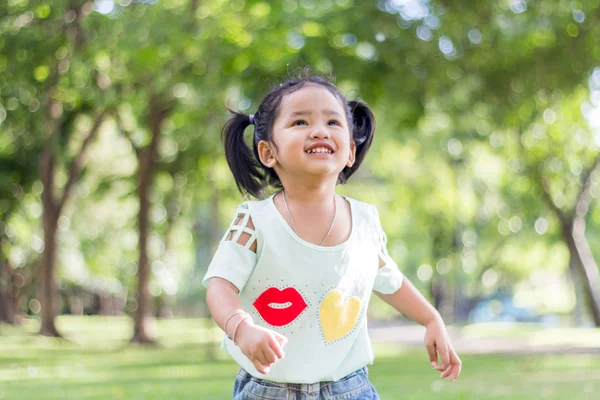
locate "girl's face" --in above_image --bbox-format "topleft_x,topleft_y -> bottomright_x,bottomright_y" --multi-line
258,84 -> 356,182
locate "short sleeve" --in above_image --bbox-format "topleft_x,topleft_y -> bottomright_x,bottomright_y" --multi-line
371,206 -> 404,294
202,203 -> 258,292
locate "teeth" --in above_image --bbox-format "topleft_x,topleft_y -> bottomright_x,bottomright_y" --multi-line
307,147 -> 332,154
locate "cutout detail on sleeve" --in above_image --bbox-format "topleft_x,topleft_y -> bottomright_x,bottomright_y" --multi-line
202,203 -> 258,292
223,204 -> 257,253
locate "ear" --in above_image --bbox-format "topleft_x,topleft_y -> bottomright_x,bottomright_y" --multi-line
346,140 -> 356,168
257,140 -> 277,168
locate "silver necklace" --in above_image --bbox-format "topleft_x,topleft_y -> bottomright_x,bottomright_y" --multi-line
282,190 -> 336,246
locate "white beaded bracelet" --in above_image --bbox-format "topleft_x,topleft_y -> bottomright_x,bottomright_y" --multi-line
231,314 -> 253,346
224,311 -> 248,337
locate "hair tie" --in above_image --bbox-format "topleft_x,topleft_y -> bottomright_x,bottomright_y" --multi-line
249,114 -> 255,125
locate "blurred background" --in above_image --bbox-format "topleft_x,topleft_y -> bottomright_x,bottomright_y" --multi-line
1,0 -> 600,399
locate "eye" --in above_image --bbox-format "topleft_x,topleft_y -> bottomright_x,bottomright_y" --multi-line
292,120 -> 307,126
328,120 -> 341,126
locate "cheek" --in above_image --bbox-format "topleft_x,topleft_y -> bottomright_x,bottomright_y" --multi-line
337,133 -> 352,152
275,133 -> 302,157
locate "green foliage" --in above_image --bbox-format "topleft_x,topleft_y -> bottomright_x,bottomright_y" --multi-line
2,0 -> 600,320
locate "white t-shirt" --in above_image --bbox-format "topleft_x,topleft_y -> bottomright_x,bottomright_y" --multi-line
203,194 -> 404,384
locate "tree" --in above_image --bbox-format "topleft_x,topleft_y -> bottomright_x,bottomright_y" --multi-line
418,1 -> 600,324
1,1 -> 112,335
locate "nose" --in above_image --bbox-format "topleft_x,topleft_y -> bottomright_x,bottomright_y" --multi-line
309,124 -> 331,140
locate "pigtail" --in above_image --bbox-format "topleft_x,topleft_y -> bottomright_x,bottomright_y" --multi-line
340,100 -> 376,183
222,110 -> 264,198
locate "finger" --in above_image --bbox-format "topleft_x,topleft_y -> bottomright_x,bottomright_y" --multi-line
449,364 -> 462,382
268,334 -> 286,359
272,331 -> 288,349
254,352 -> 270,369
262,347 -> 278,365
440,364 -> 453,379
426,342 -> 438,367
441,349 -> 462,381
438,343 -> 450,369
252,358 -> 270,375
449,350 -> 462,382
450,348 -> 462,366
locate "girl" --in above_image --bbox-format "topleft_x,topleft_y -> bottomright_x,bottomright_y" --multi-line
204,74 -> 462,399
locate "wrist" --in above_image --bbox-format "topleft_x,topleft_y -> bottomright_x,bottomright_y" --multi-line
224,310 -> 249,337
234,317 -> 254,340
424,312 -> 443,328
225,312 -> 250,338
230,314 -> 254,345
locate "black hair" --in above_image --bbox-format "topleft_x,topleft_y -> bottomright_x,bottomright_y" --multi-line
222,73 -> 375,199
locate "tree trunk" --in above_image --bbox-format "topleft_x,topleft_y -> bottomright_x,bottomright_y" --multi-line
34,3 -> 101,336
0,287 -> 5,322
428,215 -> 450,315
131,96 -> 165,344
131,148 -> 155,343
567,260 -> 584,326
0,238 -> 16,324
563,218 -> 600,326
38,221 -> 59,336
0,275 -> 16,325
532,152 -> 600,327
37,112 -> 105,336
562,155 -> 600,327
0,240 -> 5,322
39,147 -> 62,336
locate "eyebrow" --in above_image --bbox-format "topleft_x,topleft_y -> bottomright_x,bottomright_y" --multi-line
288,110 -> 343,118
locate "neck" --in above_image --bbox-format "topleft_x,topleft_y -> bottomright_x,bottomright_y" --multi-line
280,180 -> 337,206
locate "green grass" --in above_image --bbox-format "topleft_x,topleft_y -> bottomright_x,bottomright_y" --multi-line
1,317 -> 599,399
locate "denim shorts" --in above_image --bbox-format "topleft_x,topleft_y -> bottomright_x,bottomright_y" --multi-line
232,366 -> 380,400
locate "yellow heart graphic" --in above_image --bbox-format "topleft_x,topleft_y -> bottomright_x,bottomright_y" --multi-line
319,289 -> 361,343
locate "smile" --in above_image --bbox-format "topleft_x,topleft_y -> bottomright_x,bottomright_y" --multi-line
253,287 -> 308,326
306,147 -> 333,154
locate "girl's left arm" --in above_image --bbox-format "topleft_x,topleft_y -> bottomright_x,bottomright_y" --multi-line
375,277 -> 462,382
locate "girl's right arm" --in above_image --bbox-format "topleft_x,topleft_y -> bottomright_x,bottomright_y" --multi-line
206,277 -> 287,374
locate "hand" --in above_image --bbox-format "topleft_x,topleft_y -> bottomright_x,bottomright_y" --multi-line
234,319 -> 288,375
424,318 -> 462,382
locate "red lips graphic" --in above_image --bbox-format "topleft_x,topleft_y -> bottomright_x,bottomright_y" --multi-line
253,287 -> 307,326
